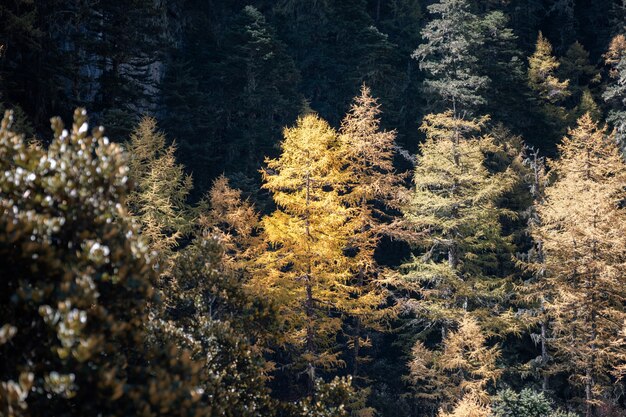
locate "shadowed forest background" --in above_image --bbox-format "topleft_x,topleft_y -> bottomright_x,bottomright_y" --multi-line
1,0 -> 626,416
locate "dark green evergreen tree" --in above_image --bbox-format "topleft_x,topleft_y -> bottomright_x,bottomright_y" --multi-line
217,6 -> 301,176
413,0 -> 489,115
88,0 -> 168,139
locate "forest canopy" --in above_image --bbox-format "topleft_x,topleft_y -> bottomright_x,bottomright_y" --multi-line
1,1 -> 626,417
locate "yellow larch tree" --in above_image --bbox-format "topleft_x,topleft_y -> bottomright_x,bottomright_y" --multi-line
408,315 -> 501,413
337,85 -> 404,379
253,114 -> 351,392
126,116 -> 192,273
528,32 -> 570,103
534,114 -> 626,417
438,393 -> 491,417
399,111 -> 517,336
198,175 -> 261,272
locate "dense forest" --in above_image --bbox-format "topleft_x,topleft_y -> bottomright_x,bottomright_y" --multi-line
1,0 -> 626,416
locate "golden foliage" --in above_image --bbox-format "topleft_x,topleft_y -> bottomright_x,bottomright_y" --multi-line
199,175 -> 261,270
126,116 -> 192,272
337,85 -> 405,374
528,32 -> 570,103
605,34 -> 626,78
534,114 -> 626,408
438,392 -> 492,417
253,114 -> 351,375
408,315 -> 501,409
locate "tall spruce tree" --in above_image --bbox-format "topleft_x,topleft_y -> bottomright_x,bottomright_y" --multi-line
533,114 -> 626,416
217,6 -> 301,176
603,34 -> 626,148
413,0 -> 489,115
477,10 -> 527,130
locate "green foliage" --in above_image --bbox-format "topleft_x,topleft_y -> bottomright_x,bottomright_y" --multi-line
413,0 -> 489,113
0,109 -> 208,416
492,389 -> 578,417
288,377 -> 357,417
399,111 -> 517,335
152,236 -> 275,417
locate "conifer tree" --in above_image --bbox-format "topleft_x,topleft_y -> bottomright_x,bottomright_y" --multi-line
408,315 -> 501,412
533,114 -> 626,416
438,393 -> 492,417
571,88 -> 602,123
399,111 -> 516,335
253,114 -> 350,392
413,0 -> 489,114
338,85 -> 403,379
477,10 -> 527,130
126,116 -> 192,273
217,5 -> 301,176
528,33 -> 570,103
602,34 -> 626,147
199,175 -> 261,272
527,32 -> 571,149
558,42 -> 600,101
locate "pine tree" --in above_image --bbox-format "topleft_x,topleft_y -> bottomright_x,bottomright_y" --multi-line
408,315 -> 501,412
399,111 -> 517,335
253,114 -> 350,392
528,32 -> 570,103
533,114 -> 626,416
477,10 -> 528,131
218,5 -> 301,176
602,34 -> 626,148
412,0 -> 489,114
337,85 -> 403,379
558,42 -> 600,101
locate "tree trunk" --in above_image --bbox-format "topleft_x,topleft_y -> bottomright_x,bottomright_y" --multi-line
304,170 -> 315,395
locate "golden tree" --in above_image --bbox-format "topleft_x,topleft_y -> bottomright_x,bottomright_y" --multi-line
253,114 -> 351,391
126,116 -> 192,272
438,393 -> 491,417
198,175 -> 261,271
408,315 -> 501,412
400,111 -> 517,336
337,85 -> 404,378
534,114 -> 626,416
528,32 -> 570,103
